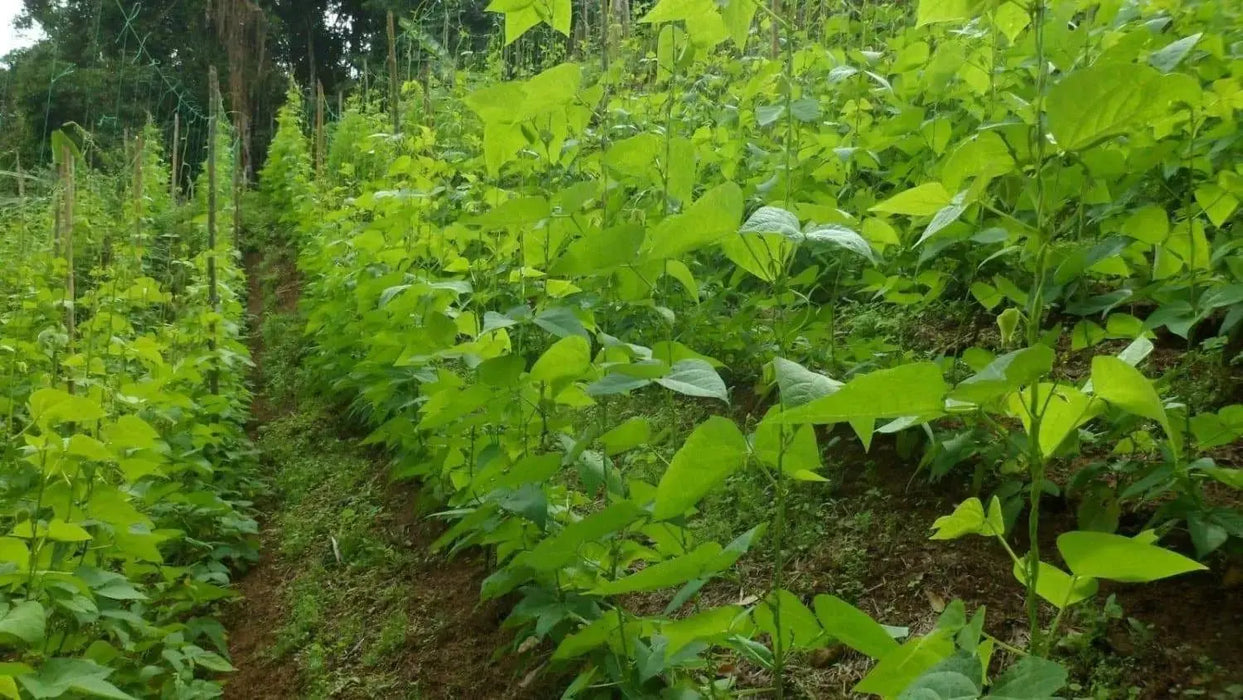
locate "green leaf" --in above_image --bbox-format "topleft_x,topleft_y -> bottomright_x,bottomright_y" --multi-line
740,206 -> 800,237
797,225 -> 876,263
29,389 -> 105,426
1091,356 -> 1175,447
1007,384 -> 1102,457
0,602 -> 44,645
653,417 -> 748,520
950,346 -> 1054,404
521,501 -> 645,572
780,363 -> 947,424
593,542 -> 725,594
1011,560 -> 1098,609
854,630 -> 955,696
916,0 -> 978,27
530,335 -> 591,384
722,230 -> 795,281
930,497 -> 1004,540
899,671 -> 979,700
47,520 -> 93,543
721,0 -> 756,49
813,594 -> 900,659
601,417 -> 652,455
1195,184 -> 1239,228
1148,34 -> 1201,74
662,605 -> 750,654
1047,64 -> 1178,151
654,359 -> 729,403
1057,531 -> 1207,583
753,589 -> 826,651
773,357 -> 842,407
645,182 -> 744,260
986,655 -> 1068,699
870,183 -> 953,216
942,131 -> 1016,190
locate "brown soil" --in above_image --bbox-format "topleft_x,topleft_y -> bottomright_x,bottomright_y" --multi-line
223,250 -> 551,699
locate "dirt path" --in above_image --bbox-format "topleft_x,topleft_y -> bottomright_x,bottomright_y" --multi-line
223,251 -> 553,699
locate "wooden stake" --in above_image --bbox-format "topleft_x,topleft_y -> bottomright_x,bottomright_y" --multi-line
134,131 -> 144,263
315,80 -> 326,178
387,11 -> 400,135
171,113 -> 180,203
60,144 -> 76,394
208,66 -> 220,396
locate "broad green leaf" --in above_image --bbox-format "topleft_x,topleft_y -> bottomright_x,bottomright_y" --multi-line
722,231 -> 794,282
662,605 -> 750,654
1047,64 -> 1177,151
797,225 -> 876,263
753,589 -> 825,651
899,671 -> 978,699
593,542 -> 725,594
942,132 -> 1015,191
740,206 -> 800,237
654,359 -> 729,403
1148,34 -> 1201,74
870,183 -> 953,217
773,357 -> 841,407
1011,560 -> 1098,609
986,655 -> 1067,699
916,0 -> 978,27
753,418 -> 824,481
0,602 -> 44,645
813,594 -> 899,659
854,630 -> 955,696
601,417 -> 652,455
1195,184 -> 1239,228
950,346 -> 1054,404
1091,356 -> 1174,446
1007,384 -> 1102,457
721,0 -> 756,49
653,417 -> 748,520
29,389 -> 105,426
518,501 -> 645,572
530,335 -> 591,384
645,182 -> 744,259
780,363 -> 947,424
1057,531 -> 1207,583
1200,466 -> 1243,489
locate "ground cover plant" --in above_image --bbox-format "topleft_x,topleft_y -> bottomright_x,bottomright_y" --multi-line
3,0 -> 1243,697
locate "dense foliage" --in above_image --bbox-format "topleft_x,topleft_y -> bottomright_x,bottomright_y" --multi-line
0,117 -> 257,697
251,0 -> 1243,696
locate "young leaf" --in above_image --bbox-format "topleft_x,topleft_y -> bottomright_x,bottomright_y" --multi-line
854,630 -> 955,696
930,497 -> 1004,540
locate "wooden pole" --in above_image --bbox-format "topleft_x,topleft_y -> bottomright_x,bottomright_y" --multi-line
134,131 -> 144,263
315,80 -> 326,178
60,144 -> 76,394
171,113 -> 180,203
208,66 -> 220,396
387,11 -> 400,135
